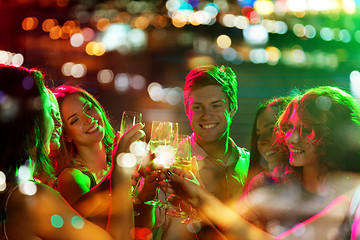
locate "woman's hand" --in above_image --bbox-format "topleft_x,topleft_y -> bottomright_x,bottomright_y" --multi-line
111,123 -> 145,180
112,123 -> 145,158
160,167 -> 203,208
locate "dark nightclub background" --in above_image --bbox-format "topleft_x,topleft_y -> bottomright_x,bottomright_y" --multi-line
1,0 -> 360,148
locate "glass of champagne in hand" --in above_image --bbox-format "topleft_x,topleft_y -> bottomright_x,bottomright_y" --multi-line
120,111 -> 142,136
166,134 -> 192,218
120,111 -> 145,215
144,121 -> 178,208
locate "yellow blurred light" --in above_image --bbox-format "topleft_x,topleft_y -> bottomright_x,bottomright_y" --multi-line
254,0 -> 274,15
115,12 -> 132,23
64,20 -> 77,29
60,31 -> 69,39
152,15 -> 168,28
22,17 -> 38,31
62,25 -> 71,34
217,34 -> 231,49
189,12 -> 201,26
172,13 -> 187,28
97,18 -> 111,31
93,42 -> 106,56
134,16 -> 150,30
221,14 -> 235,27
287,0 -> 307,12
188,56 -> 215,70
42,19 -> 58,32
343,0 -> 356,14
291,48 -> 305,63
294,11 -> 306,18
293,23 -> 305,37
86,42 -> 96,55
69,27 -> 81,36
49,26 -> 62,40
266,46 -> 281,62
234,16 -> 248,30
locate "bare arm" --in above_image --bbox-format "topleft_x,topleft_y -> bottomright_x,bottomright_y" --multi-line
276,193 -> 352,240
160,168 -> 274,240
5,183 -> 113,240
107,123 -> 145,239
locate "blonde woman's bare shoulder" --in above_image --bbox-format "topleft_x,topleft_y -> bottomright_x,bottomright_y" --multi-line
4,182 -> 112,240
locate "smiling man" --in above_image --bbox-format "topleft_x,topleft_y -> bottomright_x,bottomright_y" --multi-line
156,65 -> 250,240
183,65 -> 250,203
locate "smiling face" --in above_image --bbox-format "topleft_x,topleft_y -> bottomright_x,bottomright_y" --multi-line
60,93 -> 105,148
186,85 -> 235,145
256,106 -> 280,169
48,90 -> 63,155
283,107 -> 318,168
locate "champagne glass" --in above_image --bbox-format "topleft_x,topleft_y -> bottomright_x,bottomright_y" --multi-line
166,134 -> 192,218
120,111 -> 142,136
120,111 -> 144,216
144,121 -> 178,208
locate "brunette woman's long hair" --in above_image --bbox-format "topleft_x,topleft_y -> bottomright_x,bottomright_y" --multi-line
276,86 -> 360,180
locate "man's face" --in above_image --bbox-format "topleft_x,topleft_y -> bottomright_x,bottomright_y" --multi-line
186,85 -> 236,144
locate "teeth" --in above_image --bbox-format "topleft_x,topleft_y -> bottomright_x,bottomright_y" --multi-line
87,122 -> 98,133
202,124 -> 216,129
265,150 -> 275,157
291,149 -> 303,154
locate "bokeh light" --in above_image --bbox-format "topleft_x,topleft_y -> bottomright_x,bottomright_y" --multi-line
217,34 -> 231,49
12,54 -> 24,67
51,215 -> 64,228
22,17 -> 39,31
71,216 -> 85,229
97,69 -> 114,84
243,24 -> 268,45
62,62 -> 74,76
0,171 -> 6,192
19,181 -> 37,196
131,75 -> 146,90
115,73 -> 131,92
70,33 -> 84,47
130,141 -> 148,157
117,153 -> 137,168
42,19 -> 58,32
71,64 -> 87,78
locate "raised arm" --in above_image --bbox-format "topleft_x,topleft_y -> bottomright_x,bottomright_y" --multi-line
160,167 -> 274,240
107,123 -> 145,239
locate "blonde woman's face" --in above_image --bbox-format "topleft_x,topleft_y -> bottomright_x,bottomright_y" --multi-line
48,90 -> 63,155
43,90 -> 55,156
